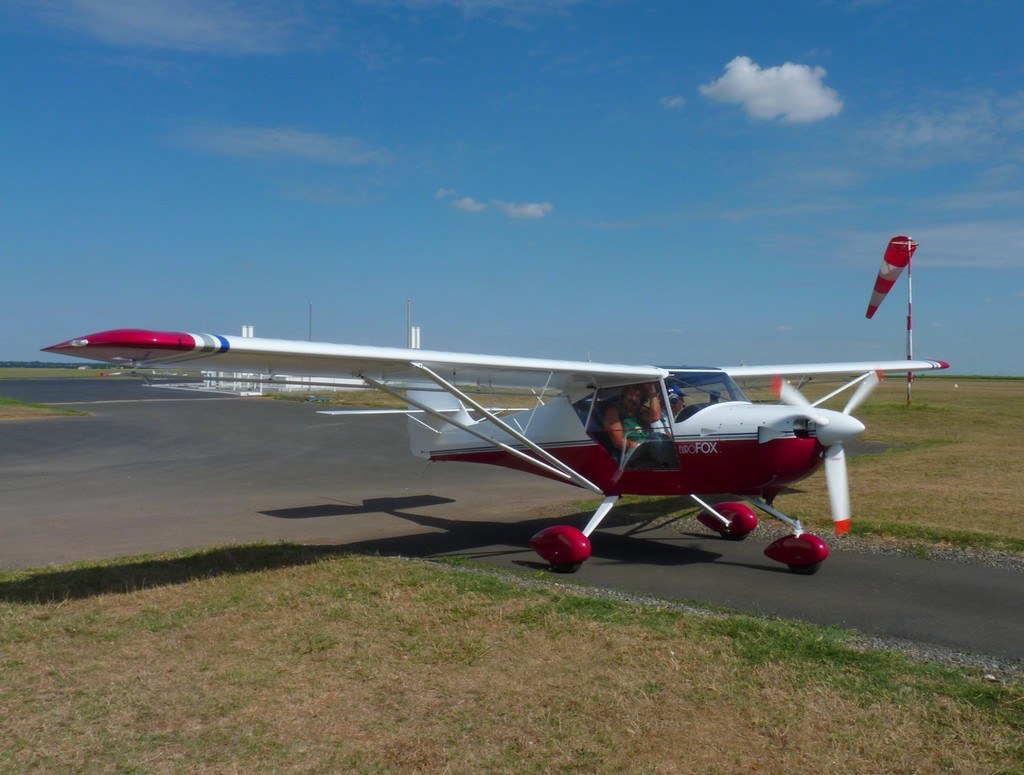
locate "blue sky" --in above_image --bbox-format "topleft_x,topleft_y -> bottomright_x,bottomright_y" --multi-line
2,1 -> 1022,374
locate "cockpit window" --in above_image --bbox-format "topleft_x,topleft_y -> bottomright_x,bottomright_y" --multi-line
665,371 -> 747,421
573,381 -> 678,471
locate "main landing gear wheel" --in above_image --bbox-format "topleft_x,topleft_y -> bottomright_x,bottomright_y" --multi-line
530,525 -> 591,573
697,501 -> 759,541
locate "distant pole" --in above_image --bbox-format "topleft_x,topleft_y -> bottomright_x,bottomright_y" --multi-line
906,253 -> 913,406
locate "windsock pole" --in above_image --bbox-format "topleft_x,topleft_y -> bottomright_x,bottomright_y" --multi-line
906,251 -> 913,406
865,236 -> 917,405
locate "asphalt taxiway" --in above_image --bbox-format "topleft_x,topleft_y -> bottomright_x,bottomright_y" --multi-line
2,378 -> 1022,664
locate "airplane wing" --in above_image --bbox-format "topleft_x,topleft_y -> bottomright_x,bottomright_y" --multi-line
42,328 -> 666,397
722,360 -> 948,379
43,330 -> 950,393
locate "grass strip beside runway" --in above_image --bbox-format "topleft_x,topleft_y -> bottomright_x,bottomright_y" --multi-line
1,546 -> 1021,773
0,396 -> 87,419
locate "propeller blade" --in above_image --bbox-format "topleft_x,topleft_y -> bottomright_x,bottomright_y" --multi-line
843,370 -> 882,416
824,443 -> 851,535
772,376 -> 830,426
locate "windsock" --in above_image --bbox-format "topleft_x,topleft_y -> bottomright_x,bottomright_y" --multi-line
865,236 -> 917,318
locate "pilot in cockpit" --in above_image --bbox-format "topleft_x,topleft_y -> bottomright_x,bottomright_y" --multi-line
667,385 -> 686,420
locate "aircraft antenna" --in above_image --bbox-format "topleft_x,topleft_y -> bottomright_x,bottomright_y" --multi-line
906,249 -> 913,406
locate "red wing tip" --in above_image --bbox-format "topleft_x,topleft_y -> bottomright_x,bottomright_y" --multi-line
834,519 -> 851,536
865,306 -> 878,319
42,329 -> 200,355
42,336 -> 97,353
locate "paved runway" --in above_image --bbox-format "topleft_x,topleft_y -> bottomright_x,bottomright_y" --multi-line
2,378 -> 1022,664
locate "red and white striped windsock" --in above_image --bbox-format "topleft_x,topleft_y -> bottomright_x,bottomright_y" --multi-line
865,236 -> 917,318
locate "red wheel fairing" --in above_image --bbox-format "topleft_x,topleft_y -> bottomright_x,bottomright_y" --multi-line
530,525 -> 592,568
697,501 -> 759,539
764,533 -> 829,572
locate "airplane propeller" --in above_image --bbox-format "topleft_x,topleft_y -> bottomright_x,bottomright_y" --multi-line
771,375 -> 829,426
842,370 -> 881,416
773,371 -> 882,535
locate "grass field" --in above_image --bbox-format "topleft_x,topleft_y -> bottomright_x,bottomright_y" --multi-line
0,396 -> 86,420
1,548 -> 1022,773
1,375 -> 1022,772
0,367 -> 110,379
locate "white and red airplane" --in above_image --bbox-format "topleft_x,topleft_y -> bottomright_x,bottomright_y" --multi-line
43,328 -> 948,575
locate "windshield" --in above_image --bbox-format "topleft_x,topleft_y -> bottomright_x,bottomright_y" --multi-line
665,370 -> 747,421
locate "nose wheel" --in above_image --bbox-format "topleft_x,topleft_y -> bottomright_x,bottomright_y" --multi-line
748,499 -> 830,573
763,532 -> 829,573
694,495 -> 831,574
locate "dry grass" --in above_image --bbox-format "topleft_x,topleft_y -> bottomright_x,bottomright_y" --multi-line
2,548 -> 1021,773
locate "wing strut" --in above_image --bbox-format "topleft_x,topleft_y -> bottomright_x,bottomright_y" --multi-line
361,368 -> 604,496
806,370 -> 876,408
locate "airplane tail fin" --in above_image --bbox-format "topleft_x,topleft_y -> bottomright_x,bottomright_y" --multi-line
406,389 -> 471,458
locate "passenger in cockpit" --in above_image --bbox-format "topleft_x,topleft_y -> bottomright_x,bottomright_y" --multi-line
603,383 -> 675,467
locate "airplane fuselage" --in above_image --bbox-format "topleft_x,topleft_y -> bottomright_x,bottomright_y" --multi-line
424,399 -> 825,499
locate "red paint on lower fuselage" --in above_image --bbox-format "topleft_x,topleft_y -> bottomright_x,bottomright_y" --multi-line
431,436 -> 823,497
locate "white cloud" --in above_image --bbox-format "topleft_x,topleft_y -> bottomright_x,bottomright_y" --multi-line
20,0 -> 321,55
451,196 -> 488,212
494,200 -> 553,219
864,92 -> 1024,166
437,189 -> 553,219
909,221 -> 1024,269
872,106 -> 995,154
179,125 -> 391,166
659,95 -> 685,109
699,56 -> 843,124
390,0 -> 585,17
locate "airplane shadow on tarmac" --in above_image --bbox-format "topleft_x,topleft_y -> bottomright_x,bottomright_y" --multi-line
0,543 -> 352,604
260,495 -> 458,520
260,495 -> 727,572
0,496 -> 782,604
